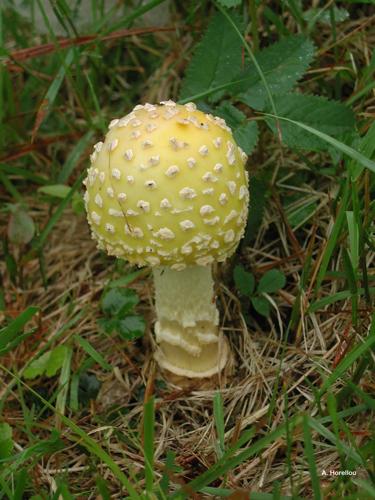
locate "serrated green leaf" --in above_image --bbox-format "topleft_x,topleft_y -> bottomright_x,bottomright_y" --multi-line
266,93 -> 355,151
23,345 -> 69,379
257,269 -> 286,294
251,296 -> 270,317
101,288 -> 139,317
180,11 -> 243,103
233,265 -> 255,296
117,315 -> 145,341
0,423 -> 13,459
7,206 -> 35,245
231,36 -> 315,110
215,102 -> 246,129
234,121 -> 258,154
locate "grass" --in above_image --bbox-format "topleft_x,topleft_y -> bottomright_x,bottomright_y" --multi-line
0,0 -> 374,498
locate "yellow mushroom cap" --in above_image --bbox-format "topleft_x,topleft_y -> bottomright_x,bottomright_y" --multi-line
83,101 -> 249,269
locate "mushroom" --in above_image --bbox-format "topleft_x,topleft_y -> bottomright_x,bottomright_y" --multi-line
83,101 -> 249,378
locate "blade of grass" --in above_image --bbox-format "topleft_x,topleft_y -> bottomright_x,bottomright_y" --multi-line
0,171 -> 22,202
58,131 -> 94,183
307,416 -> 363,466
213,392 -> 225,459
102,0 -> 168,33
302,416 -> 321,500
74,335 -> 112,372
262,112 -> 375,173
170,417 -> 301,499
55,344 -> 73,426
337,354 -> 375,408
0,309 -> 84,413
346,211 -> 359,271
319,314 -> 375,396
342,379 -> 375,411
342,248 -> 358,327
352,478 -> 375,498
0,164 -> 48,185
31,48 -> 74,141
143,396 -> 155,496
0,363 -> 141,499
326,393 -> 346,471
308,287 -> 375,313
0,306 -> 39,351
315,177 -> 350,292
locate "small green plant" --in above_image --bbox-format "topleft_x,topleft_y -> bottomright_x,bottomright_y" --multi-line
23,345 -> 70,380
234,264 -> 286,317
98,286 -> 145,341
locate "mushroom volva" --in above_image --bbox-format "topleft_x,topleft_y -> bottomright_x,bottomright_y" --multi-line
83,101 -> 249,378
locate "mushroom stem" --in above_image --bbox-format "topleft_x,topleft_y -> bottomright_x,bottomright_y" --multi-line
153,266 -> 228,378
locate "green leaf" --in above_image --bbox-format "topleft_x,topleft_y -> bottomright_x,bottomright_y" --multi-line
257,269 -> 286,294
78,372 -> 101,406
97,317 -> 118,334
101,288 -> 139,317
232,36 -> 315,110
233,265 -> 255,296
215,102 -> 246,129
251,296 -> 270,317
234,121 -> 259,154
0,423 -> 13,460
266,93 -> 355,151
23,345 -> 69,379
117,315 -> 145,341
7,206 -> 35,245
180,11 -> 243,103
38,184 -> 71,198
